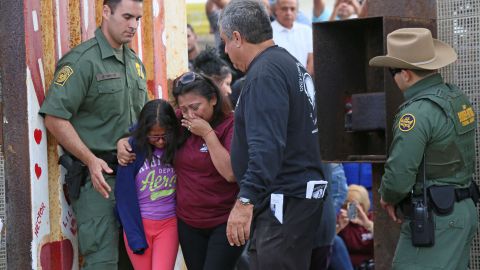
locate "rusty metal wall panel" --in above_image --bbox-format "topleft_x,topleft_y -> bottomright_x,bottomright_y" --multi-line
0,147 -> 7,269
314,17 -> 385,162
80,0 -> 96,40
152,0 -> 168,99
313,17 -> 435,162
367,0 -> 437,20
165,0 -> 188,99
437,1 -> 480,268
0,0 -> 32,269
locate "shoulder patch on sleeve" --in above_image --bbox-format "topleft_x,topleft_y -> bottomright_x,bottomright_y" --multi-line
54,66 -> 74,86
398,113 -> 416,132
457,105 -> 475,126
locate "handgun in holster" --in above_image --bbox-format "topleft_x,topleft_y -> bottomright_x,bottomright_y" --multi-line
59,154 -> 87,200
409,154 -> 435,247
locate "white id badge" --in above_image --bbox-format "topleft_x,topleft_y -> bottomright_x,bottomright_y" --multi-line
305,180 -> 328,199
270,193 -> 284,224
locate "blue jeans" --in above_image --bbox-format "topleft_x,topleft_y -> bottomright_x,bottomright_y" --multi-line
329,236 -> 354,270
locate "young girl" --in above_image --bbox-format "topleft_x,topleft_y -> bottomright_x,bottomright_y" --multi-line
115,99 -> 180,270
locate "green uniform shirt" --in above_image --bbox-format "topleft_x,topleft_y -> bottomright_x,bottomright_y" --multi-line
380,74 -> 476,205
40,28 -> 149,152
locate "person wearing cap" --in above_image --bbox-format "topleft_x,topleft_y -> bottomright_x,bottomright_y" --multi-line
370,28 -> 478,269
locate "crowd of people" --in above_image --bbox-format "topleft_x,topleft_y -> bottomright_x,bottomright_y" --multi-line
38,0 -> 478,269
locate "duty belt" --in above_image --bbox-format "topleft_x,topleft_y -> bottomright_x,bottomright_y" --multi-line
94,151 -> 118,175
401,186 -> 472,219
69,151 -> 118,175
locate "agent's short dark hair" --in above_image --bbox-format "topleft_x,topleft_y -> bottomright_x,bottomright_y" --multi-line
104,0 -> 143,13
131,99 -> 179,165
219,0 -> 272,44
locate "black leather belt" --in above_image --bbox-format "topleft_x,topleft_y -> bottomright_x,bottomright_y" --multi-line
94,151 -> 118,175
454,186 -> 471,201
401,186 -> 472,219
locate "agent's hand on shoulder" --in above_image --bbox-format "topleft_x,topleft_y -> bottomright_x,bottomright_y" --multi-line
117,137 -> 136,166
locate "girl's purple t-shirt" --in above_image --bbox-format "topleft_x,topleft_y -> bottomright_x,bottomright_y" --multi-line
135,148 -> 176,220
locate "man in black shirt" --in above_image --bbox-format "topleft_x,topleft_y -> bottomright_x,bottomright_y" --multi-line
219,1 -> 325,269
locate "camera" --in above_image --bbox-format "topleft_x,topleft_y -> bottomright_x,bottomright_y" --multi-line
347,202 -> 357,220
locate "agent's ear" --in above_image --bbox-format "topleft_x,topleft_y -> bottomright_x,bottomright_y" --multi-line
401,69 -> 413,83
103,5 -> 111,20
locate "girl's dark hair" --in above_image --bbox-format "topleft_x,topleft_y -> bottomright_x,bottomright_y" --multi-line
131,99 -> 179,165
193,47 -> 232,82
172,72 -> 232,144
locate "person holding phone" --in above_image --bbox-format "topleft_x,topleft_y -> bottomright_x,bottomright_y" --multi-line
337,184 -> 374,269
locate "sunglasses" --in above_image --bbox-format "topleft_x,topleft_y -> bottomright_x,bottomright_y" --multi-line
388,68 -> 402,77
147,134 -> 169,142
174,71 -> 197,88
174,71 -> 217,89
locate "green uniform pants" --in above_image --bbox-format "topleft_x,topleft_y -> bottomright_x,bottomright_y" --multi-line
72,174 -> 118,270
392,199 -> 478,270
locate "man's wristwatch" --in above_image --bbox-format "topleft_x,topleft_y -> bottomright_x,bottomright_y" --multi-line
238,197 -> 253,206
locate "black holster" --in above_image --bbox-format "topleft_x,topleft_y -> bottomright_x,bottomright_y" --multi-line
428,185 -> 455,216
59,154 -> 87,200
428,180 -> 480,216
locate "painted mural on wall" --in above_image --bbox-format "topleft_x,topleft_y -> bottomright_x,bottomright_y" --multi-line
23,0 -> 172,268
25,0 -> 55,269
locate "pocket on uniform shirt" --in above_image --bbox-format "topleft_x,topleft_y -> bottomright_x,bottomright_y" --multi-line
135,80 -> 148,111
96,79 -> 125,112
97,78 -> 124,94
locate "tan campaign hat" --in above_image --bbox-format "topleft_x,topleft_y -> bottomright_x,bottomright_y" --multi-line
369,28 -> 457,70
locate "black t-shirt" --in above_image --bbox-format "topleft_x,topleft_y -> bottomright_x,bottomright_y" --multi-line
231,45 -> 324,205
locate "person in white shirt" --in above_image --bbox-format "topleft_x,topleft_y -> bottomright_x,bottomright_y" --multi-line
271,0 -> 314,75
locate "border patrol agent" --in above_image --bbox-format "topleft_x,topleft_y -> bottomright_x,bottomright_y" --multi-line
39,0 -> 147,269
370,28 -> 478,269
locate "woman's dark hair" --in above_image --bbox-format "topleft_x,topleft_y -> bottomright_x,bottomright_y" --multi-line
193,47 -> 232,82
131,99 -> 179,165
172,72 -> 232,144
